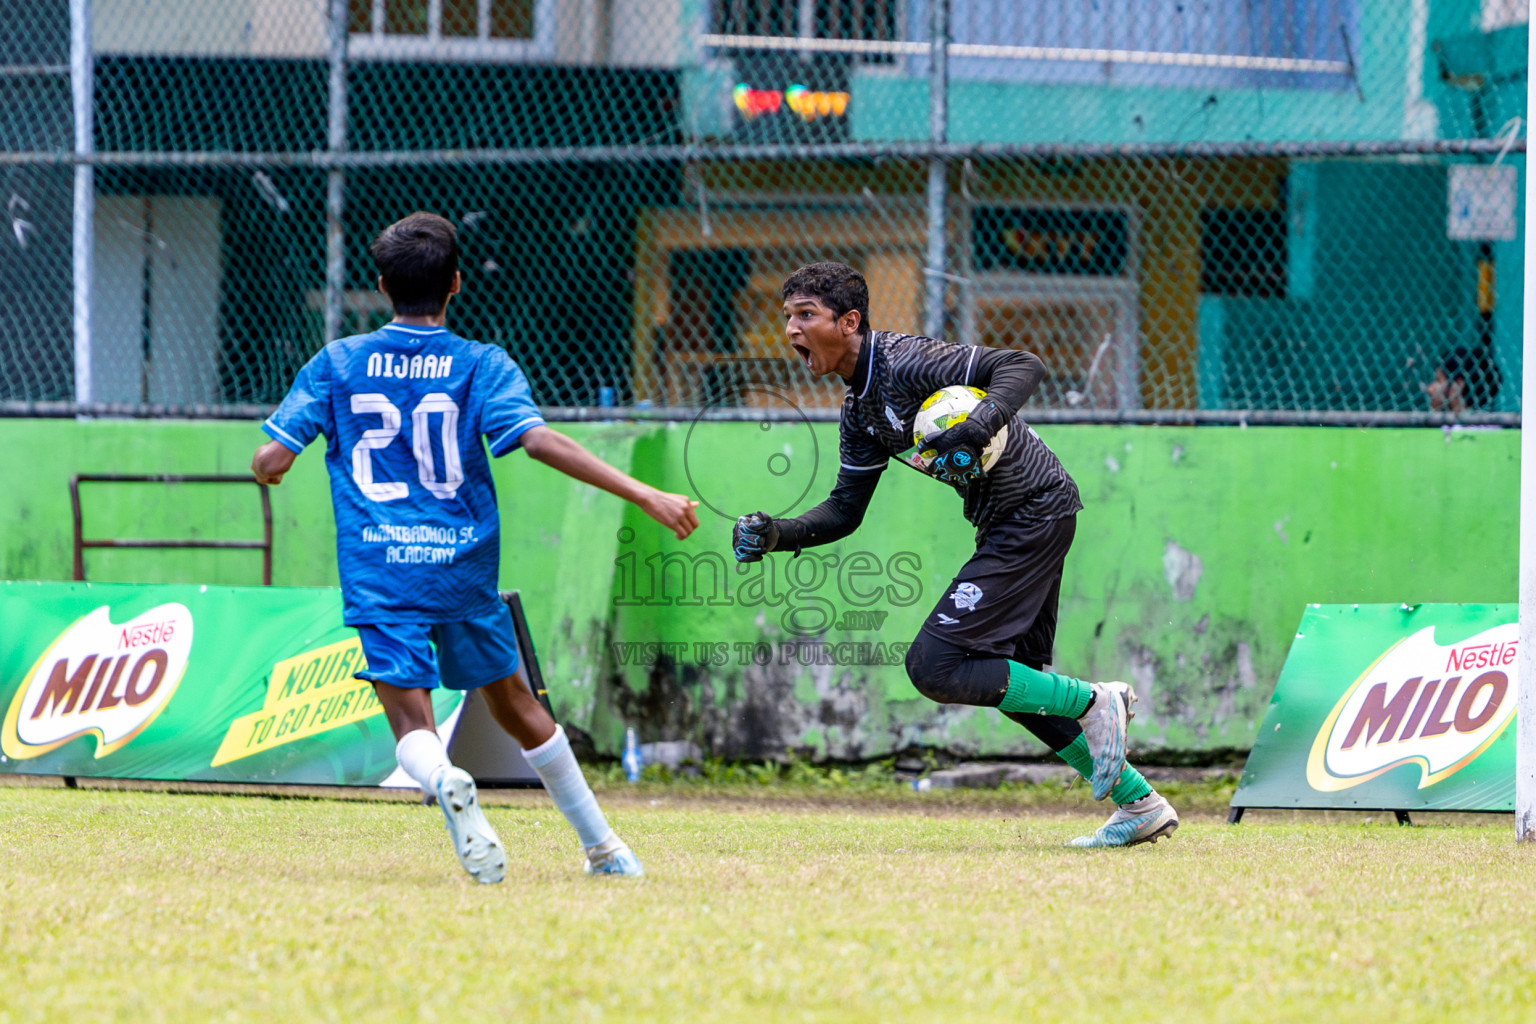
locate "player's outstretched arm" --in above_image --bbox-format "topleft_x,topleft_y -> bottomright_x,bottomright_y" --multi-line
732,468 -> 882,562
251,440 -> 299,486
520,425 -> 699,540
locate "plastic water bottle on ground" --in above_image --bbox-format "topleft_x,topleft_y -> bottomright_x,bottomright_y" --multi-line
622,727 -> 643,782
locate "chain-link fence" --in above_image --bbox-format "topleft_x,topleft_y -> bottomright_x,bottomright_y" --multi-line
0,0 -> 1528,421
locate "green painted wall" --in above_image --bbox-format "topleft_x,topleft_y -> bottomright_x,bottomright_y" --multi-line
0,419 -> 1517,759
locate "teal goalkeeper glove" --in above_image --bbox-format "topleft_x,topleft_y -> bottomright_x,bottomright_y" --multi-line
928,420 -> 990,486
928,398 -> 1006,486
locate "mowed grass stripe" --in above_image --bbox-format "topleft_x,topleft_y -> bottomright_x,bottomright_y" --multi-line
0,788 -> 1532,1023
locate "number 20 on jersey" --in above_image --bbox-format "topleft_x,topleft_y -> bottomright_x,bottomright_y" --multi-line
350,392 -> 463,502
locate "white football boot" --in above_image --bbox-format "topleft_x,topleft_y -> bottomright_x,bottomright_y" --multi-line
1080,681 -> 1137,801
1068,792 -> 1180,848
434,767 -> 507,884
584,834 -> 644,878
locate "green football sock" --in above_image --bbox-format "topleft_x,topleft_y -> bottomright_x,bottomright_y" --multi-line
1056,735 -> 1154,806
997,661 -> 1093,718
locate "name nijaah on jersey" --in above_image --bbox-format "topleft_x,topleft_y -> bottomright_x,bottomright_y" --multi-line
366,352 -> 454,380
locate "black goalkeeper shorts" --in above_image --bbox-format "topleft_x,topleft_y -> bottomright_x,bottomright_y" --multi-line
918,511 -> 1076,664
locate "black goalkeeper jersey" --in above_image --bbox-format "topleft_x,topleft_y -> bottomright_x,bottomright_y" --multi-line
771,331 -> 1082,552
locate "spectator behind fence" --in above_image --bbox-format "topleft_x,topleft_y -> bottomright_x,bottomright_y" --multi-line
1423,346 -> 1501,414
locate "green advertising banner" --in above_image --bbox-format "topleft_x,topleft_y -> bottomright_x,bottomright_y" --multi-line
1232,603 -> 1517,814
0,581 -> 462,785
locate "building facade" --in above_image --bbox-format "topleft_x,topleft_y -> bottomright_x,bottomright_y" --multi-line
0,0 -> 1526,412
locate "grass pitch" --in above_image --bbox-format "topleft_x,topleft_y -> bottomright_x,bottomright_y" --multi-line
1,782 -> 1533,1024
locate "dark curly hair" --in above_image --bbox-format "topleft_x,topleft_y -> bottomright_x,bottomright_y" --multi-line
782,262 -> 870,336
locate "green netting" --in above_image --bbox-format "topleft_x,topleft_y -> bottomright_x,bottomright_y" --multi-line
0,0 -> 1528,417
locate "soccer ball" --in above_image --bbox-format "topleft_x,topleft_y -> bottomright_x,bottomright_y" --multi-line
911,385 -> 1009,474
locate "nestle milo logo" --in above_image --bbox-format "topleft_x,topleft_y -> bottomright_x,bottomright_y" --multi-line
2,604 -> 193,760
1306,624 -> 1517,792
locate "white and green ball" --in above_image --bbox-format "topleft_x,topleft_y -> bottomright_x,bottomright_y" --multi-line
911,385 -> 1008,474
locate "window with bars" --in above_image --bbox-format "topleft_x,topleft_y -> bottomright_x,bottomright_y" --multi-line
940,0 -> 1359,89
711,0 -> 902,61
709,1 -> 1356,87
347,0 -> 550,60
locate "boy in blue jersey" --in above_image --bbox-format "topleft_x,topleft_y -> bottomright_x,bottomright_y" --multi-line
252,212 -> 699,883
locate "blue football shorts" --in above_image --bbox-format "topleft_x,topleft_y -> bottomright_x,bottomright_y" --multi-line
354,602 -> 521,691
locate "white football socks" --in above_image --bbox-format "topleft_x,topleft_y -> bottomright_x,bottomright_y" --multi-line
402,724 -> 620,855
521,724 -> 616,851
395,729 -> 453,794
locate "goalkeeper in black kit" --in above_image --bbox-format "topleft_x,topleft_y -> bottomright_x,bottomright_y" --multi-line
733,262 -> 1178,847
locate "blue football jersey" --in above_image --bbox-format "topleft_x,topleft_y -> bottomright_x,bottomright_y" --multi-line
263,322 -> 545,624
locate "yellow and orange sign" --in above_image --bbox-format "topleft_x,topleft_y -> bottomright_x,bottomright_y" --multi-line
733,83 -> 849,123
211,637 -> 380,767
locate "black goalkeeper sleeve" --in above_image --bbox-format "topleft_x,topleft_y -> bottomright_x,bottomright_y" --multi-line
769,468 -> 883,553
966,348 -> 1046,435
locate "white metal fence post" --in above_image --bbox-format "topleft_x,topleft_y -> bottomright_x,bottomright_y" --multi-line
922,0 -> 948,340
325,0 -> 349,345
1516,20 -> 1536,842
70,0 -> 93,406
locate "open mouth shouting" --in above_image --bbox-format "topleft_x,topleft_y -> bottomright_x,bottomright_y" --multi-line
782,291 -> 861,381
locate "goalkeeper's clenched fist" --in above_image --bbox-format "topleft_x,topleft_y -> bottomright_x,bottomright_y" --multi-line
925,396 -> 1007,487
926,421 -> 986,486
732,511 -> 779,562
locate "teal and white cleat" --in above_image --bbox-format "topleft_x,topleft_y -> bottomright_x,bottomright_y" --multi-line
1080,681 -> 1136,801
585,838 -> 644,878
435,767 -> 506,884
1069,793 -> 1179,848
